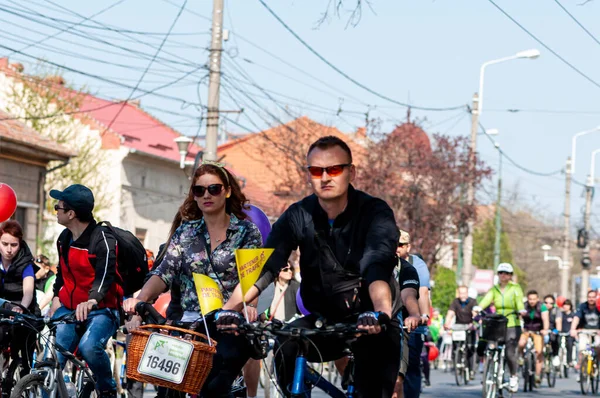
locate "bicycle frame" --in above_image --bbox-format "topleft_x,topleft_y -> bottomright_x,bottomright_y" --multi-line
290,339 -> 354,398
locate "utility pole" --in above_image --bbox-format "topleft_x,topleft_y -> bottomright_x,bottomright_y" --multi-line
561,157 -> 572,299
462,93 -> 479,287
204,0 -> 225,162
493,144 -> 502,269
582,175 -> 593,303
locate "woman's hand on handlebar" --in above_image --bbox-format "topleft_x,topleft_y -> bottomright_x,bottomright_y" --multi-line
125,315 -> 142,333
123,298 -> 141,314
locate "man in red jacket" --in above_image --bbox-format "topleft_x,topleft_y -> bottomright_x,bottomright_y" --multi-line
49,184 -> 122,398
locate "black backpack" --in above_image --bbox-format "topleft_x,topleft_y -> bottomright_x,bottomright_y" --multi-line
92,221 -> 148,296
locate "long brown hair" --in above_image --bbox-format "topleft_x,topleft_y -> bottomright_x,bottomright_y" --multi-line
178,163 -> 249,222
156,164 -> 248,265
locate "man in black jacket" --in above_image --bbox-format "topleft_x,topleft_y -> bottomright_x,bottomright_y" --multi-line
220,136 -> 420,397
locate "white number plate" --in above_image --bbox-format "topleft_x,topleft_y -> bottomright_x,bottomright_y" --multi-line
452,330 -> 467,341
137,333 -> 194,384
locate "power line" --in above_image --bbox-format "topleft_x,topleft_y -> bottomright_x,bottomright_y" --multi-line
12,0 -> 124,56
487,108 -> 600,115
98,0 -> 189,135
0,43 -> 201,106
479,121 -> 564,177
553,0 -> 600,49
256,0 -> 467,112
488,0 -> 600,90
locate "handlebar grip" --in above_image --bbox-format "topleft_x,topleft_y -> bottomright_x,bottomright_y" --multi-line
0,308 -> 17,318
135,302 -> 166,325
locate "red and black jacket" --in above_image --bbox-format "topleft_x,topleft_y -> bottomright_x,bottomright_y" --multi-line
53,221 -> 123,310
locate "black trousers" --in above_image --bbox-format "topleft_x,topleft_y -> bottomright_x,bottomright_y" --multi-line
0,324 -> 38,379
274,314 -> 401,398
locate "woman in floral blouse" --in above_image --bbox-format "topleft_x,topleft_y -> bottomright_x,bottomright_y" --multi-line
124,162 -> 262,396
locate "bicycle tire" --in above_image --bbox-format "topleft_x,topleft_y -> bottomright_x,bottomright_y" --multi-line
482,354 -> 496,398
79,380 -> 96,398
3,358 -> 22,396
522,354 -> 530,392
547,353 -> 557,388
591,357 -> 599,394
9,373 -> 47,398
528,352 -> 536,391
581,358 -> 591,395
454,345 -> 464,386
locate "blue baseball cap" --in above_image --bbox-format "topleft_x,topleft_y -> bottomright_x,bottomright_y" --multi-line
49,184 -> 94,214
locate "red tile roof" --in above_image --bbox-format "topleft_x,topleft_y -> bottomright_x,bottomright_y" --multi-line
0,109 -> 75,159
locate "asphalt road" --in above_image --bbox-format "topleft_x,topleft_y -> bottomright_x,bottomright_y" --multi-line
141,366 -> 583,397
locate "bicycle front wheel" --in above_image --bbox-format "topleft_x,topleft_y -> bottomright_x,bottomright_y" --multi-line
581,358 -> 591,395
591,357 -> 599,394
9,374 -> 48,398
454,346 -> 465,386
482,355 -> 496,398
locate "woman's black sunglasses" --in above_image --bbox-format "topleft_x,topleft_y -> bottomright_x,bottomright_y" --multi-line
192,184 -> 224,197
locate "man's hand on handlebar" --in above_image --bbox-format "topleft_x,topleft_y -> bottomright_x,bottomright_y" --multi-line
403,315 -> 420,333
75,299 -> 98,322
215,310 -> 245,335
357,311 -> 391,335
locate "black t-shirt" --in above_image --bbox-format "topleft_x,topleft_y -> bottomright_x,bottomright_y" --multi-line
449,298 -> 476,324
576,303 -> 600,329
34,270 -> 55,292
558,310 -> 575,332
396,258 -> 420,318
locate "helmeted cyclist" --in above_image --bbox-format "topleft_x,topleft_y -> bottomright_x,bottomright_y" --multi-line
219,136 -> 421,397
478,262 -> 525,393
518,289 -> 550,387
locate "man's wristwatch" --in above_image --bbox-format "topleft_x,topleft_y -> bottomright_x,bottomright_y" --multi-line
421,314 -> 430,320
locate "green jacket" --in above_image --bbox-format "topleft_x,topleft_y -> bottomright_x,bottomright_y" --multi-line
479,282 -> 524,328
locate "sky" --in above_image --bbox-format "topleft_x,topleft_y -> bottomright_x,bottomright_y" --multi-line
2,0 -> 600,239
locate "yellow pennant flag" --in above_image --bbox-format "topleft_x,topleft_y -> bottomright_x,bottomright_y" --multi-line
193,273 -> 224,315
235,248 -> 274,296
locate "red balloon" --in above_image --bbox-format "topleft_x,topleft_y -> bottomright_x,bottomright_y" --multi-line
428,345 -> 439,361
153,292 -> 171,318
0,184 -> 17,223
596,295 -> 600,313
556,296 -> 566,308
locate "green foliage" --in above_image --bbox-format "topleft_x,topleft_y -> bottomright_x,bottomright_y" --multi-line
473,218 -> 513,269
431,266 -> 458,315
472,217 -> 527,289
3,66 -> 111,259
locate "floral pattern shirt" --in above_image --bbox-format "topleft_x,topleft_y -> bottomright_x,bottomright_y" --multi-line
150,214 -> 262,313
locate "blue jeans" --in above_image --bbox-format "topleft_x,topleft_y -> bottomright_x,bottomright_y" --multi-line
404,326 -> 427,398
54,306 -> 119,392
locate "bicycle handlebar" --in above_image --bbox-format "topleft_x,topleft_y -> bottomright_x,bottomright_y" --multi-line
223,320 -> 368,339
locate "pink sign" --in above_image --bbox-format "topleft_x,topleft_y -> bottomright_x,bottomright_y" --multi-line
470,269 -> 495,294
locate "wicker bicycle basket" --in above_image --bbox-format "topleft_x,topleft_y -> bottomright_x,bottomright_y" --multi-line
126,324 -> 217,394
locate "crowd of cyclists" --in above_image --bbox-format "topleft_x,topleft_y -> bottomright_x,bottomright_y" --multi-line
0,135 -> 599,397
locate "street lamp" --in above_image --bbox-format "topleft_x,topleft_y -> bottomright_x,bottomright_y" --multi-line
462,49 -> 540,287
478,49 -> 541,115
589,147 -> 600,186
572,127 -> 600,174
542,245 -> 566,269
174,136 -> 193,169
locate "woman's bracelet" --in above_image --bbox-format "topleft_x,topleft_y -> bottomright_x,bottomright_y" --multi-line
246,303 -> 257,308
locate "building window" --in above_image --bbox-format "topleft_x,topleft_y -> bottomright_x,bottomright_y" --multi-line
12,207 -> 26,235
135,228 -> 147,245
